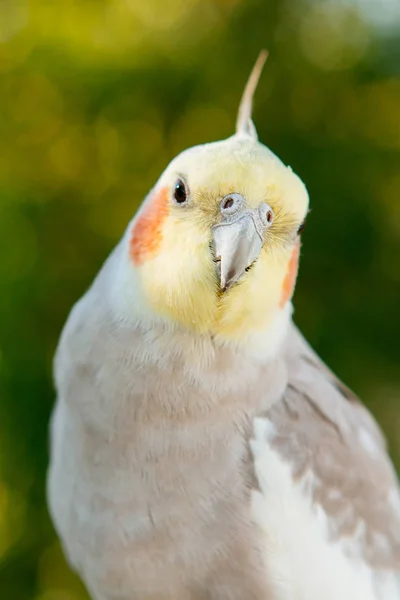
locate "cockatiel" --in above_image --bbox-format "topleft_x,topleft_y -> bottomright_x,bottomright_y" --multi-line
47,52 -> 400,600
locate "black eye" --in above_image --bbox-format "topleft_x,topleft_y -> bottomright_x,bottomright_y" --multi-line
297,219 -> 306,235
173,179 -> 188,204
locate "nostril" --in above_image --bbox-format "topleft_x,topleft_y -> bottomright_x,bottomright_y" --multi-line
222,197 -> 235,210
220,193 -> 245,215
258,202 -> 274,227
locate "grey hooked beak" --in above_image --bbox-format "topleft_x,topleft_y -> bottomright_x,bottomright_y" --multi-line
212,193 -> 274,292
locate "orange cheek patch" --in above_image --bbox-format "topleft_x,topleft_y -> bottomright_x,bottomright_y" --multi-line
280,239 -> 300,308
129,187 -> 169,265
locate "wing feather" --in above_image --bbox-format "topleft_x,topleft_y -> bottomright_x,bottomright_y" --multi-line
264,324 -> 400,569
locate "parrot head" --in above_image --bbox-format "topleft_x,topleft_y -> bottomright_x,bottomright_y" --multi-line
122,52 -> 309,347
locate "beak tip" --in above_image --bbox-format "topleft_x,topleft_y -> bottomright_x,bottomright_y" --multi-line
217,259 -> 235,292
220,282 -> 228,293
219,273 -> 227,293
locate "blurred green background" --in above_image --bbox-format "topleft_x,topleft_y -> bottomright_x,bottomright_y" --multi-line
0,0 -> 399,598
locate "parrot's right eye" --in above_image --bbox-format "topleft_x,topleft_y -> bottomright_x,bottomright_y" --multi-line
173,179 -> 188,205
297,219 -> 306,235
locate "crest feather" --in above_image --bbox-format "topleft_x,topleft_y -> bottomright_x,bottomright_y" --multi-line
236,50 -> 268,139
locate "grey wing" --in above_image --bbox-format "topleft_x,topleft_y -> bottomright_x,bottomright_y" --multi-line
265,323 -> 400,570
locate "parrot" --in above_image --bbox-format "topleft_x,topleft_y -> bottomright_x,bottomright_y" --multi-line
47,51 -> 400,600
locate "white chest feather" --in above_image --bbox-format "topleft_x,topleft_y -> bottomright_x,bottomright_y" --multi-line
250,417 -> 400,600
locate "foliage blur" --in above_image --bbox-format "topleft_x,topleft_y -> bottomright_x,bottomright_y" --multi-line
0,0 -> 399,597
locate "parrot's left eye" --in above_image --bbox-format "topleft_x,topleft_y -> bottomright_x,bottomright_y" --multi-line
173,179 -> 188,205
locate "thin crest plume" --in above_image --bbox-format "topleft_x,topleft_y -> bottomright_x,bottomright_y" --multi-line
236,49 -> 268,139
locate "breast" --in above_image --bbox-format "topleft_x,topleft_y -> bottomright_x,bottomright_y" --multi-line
47,391 -> 277,599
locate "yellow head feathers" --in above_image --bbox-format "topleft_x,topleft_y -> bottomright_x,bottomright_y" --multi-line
128,52 -> 309,343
